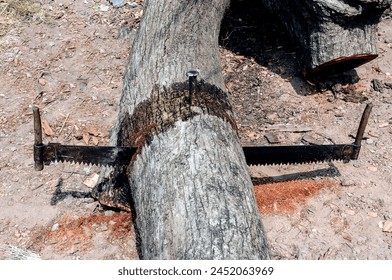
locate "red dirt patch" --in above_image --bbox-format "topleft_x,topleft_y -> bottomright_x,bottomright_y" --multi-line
31,212 -> 132,253
254,179 -> 337,214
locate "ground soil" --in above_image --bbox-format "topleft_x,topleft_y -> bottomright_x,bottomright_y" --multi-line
0,0 -> 391,260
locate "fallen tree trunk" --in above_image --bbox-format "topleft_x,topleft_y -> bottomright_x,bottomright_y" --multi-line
92,0 -> 270,260
260,0 -> 391,78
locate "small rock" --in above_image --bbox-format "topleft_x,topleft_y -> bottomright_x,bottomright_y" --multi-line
110,0 -> 126,7
83,173 -> 99,188
10,147 -> 17,152
104,210 -> 115,217
382,221 -> 392,232
372,79 -> 384,92
367,211 -> 378,218
379,122 -> 389,128
367,166 -> 378,172
51,223 -> 59,232
366,138 -> 374,145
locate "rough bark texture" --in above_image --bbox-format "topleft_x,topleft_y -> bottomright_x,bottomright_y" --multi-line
260,0 -> 392,77
92,0 -> 270,260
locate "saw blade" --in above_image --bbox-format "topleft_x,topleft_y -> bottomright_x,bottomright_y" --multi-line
42,143 -> 136,167
38,143 -> 360,168
242,144 -> 359,166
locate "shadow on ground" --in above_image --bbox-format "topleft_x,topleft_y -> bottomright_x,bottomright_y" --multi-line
50,178 -> 92,206
219,0 -> 362,96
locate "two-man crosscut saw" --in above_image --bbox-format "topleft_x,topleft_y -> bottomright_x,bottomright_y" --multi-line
32,103 -> 372,171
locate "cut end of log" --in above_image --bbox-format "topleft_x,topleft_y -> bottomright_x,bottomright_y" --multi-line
307,53 -> 378,78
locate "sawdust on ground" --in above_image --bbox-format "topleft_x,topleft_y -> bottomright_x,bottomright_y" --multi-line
254,179 -> 337,214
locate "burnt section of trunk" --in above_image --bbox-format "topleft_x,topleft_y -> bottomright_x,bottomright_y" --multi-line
260,0 -> 391,78
119,80 -> 237,149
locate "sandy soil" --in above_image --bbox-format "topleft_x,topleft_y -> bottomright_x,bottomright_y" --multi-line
0,0 -> 391,260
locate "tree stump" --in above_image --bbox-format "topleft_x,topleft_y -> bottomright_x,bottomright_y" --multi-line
260,0 -> 391,77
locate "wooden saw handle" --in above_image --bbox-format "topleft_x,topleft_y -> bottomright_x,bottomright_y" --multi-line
33,106 -> 44,171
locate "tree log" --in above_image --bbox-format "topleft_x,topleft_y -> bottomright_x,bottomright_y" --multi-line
92,0 -> 270,260
260,0 -> 391,77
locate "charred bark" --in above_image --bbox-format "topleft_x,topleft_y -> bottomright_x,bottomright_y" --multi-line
92,0 -> 270,260
260,0 -> 391,78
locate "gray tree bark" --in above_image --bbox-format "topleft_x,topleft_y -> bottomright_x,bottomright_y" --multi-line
92,0 -> 270,260
260,0 -> 391,77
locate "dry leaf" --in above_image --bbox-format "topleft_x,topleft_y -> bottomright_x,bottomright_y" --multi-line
265,132 -> 284,144
73,129 -> 83,140
367,211 -> 378,218
344,209 -> 355,216
134,10 -> 143,19
83,173 -> 99,188
82,133 -> 90,145
87,127 -> 99,136
38,78 -> 47,86
41,119 -> 54,136
383,221 -> 392,232
247,131 -> 255,138
379,122 -> 389,128
92,136 -> 99,146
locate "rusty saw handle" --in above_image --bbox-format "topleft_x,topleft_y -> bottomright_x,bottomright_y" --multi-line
33,106 -> 44,171
352,103 -> 373,160
354,103 -> 373,146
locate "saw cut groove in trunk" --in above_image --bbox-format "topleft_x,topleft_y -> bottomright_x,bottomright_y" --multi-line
260,0 -> 391,77
119,80 -> 238,151
92,0 -> 270,260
